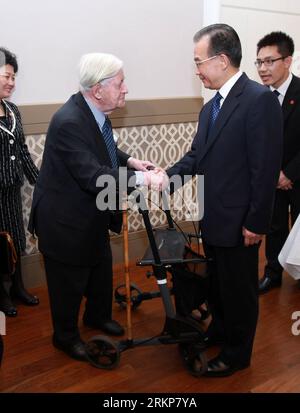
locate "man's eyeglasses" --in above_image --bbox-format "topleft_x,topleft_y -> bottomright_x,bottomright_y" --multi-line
254,56 -> 287,68
194,55 -> 219,68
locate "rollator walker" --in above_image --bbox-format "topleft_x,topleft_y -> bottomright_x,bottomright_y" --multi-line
85,190 -> 210,376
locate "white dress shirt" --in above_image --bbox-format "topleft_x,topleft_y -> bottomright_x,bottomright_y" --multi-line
218,70 -> 243,107
270,72 -> 293,106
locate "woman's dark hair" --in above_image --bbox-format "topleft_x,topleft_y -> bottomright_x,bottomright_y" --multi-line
257,31 -> 294,57
0,47 -> 18,73
193,23 -> 242,68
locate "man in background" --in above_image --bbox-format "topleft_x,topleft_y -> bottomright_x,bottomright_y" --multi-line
256,32 -> 300,294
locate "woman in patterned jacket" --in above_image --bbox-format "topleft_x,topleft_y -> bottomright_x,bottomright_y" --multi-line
0,47 -> 39,316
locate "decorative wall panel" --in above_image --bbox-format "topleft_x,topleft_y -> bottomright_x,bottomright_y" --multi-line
22,122 -> 197,255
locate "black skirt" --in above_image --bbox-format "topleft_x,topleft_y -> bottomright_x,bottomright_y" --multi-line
0,185 -> 25,254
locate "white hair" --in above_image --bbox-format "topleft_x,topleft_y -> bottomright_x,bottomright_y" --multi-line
78,53 -> 123,91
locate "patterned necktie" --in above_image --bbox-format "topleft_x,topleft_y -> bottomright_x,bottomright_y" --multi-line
102,116 -> 118,168
206,91 -> 222,142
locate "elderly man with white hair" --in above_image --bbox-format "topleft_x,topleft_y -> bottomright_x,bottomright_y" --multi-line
28,53 -> 166,361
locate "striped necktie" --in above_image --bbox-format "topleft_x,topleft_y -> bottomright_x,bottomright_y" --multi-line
102,116 -> 118,168
206,91 -> 222,142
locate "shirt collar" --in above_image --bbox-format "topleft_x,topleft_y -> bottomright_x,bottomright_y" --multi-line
218,70 -> 243,102
83,95 -> 106,128
270,72 -> 293,98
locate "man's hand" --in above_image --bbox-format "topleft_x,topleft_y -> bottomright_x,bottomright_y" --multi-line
277,171 -> 293,190
242,227 -> 263,247
143,169 -> 169,191
127,157 -> 155,172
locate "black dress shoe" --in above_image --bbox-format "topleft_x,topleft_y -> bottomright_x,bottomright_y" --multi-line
52,337 -> 88,361
204,356 -> 249,377
11,288 -> 39,306
83,318 -> 124,336
259,275 -> 282,295
10,261 -> 40,306
0,290 -> 17,317
0,305 -> 17,317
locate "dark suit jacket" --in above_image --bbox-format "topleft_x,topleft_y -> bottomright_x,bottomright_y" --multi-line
168,73 -> 283,247
29,92 -> 136,265
281,75 -> 300,184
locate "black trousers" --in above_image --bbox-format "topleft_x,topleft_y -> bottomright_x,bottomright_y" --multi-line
265,186 -> 300,279
203,241 -> 259,367
43,241 -> 113,344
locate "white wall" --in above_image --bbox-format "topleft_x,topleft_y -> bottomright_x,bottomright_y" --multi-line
0,0 -> 203,104
202,0 -> 221,102
5,1 -> 299,105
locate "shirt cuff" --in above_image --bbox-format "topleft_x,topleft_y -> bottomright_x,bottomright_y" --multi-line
135,171 -> 144,186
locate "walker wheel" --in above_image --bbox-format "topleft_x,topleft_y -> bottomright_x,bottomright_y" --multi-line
85,335 -> 120,369
179,343 -> 207,377
114,283 -> 143,309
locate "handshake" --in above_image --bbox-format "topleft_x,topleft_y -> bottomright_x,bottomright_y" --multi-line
127,158 -> 169,191
143,166 -> 169,191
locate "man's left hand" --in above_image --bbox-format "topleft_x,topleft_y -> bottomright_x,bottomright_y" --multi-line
242,227 -> 263,247
277,171 -> 293,190
127,157 -> 155,172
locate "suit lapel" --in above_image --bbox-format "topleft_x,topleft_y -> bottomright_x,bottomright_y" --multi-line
282,75 -> 300,122
198,73 -> 247,163
73,92 -> 112,164
197,103 -> 211,155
